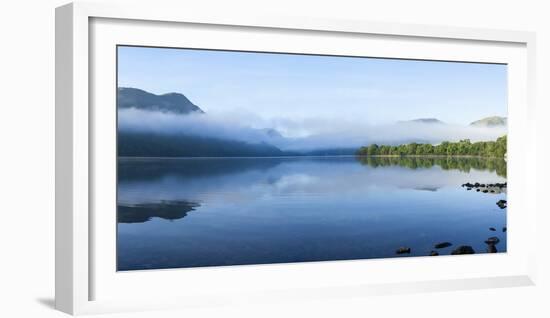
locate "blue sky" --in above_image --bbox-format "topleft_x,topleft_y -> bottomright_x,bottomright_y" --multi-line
118,46 -> 507,126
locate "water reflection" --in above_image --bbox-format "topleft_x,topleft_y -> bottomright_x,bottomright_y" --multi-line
117,156 -> 507,270
356,156 -> 507,177
118,200 -> 201,223
118,157 -> 282,182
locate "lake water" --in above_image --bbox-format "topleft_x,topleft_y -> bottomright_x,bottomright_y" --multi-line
117,156 -> 507,271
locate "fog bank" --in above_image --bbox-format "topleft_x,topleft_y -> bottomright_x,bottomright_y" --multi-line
118,108 -> 507,151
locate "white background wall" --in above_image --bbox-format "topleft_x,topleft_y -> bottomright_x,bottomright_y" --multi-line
0,0 -> 548,317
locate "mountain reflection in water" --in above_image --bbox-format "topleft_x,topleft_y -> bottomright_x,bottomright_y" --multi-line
118,200 -> 200,223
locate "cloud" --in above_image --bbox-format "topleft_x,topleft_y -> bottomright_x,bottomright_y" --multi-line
118,108 -> 271,140
271,119 -> 506,151
118,108 -> 507,151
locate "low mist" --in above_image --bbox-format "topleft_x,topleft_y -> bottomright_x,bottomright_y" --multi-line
118,108 -> 507,151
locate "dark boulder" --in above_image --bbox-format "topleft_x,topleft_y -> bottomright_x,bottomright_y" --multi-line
429,251 -> 439,256
489,227 -> 496,231
434,242 -> 453,249
487,245 -> 498,253
484,237 -> 500,245
451,245 -> 475,255
496,200 -> 507,209
396,247 -> 411,254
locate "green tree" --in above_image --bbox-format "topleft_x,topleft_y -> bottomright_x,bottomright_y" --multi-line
367,144 -> 379,156
356,136 -> 506,158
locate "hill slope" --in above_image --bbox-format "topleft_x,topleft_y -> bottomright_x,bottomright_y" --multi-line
118,87 -> 204,114
469,116 -> 507,127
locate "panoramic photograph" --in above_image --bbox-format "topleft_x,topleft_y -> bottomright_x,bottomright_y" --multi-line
116,45 -> 508,271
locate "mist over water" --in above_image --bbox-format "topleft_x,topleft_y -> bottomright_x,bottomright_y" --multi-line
118,108 -> 506,152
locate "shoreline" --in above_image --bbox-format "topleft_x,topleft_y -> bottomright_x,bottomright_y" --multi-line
356,154 -> 505,159
118,154 -> 506,160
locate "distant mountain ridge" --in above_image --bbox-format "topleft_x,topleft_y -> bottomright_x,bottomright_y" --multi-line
399,116 -> 507,128
118,87 -> 204,114
469,116 -> 507,127
399,118 -> 445,125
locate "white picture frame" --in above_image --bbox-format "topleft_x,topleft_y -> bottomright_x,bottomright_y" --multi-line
56,1 -> 538,315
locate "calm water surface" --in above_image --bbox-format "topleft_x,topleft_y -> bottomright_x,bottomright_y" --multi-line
117,156 -> 507,271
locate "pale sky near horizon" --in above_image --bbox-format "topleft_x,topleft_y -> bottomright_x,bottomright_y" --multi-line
117,45 -> 507,126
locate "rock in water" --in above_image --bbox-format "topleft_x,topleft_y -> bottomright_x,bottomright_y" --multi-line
451,246 -> 475,255
489,227 -> 496,231
396,247 -> 411,254
434,242 -> 452,249
429,251 -> 439,256
487,245 -> 498,253
503,227 -> 507,232
484,237 -> 500,245
496,200 -> 507,209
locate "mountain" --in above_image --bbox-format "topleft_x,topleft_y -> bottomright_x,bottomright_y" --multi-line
117,88 -> 288,157
118,87 -> 204,114
469,116 -> 507,127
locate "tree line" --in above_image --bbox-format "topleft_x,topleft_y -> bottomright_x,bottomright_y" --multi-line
356,136 -> 507,158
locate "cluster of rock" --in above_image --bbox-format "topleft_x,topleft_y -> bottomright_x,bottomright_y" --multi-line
395,241 -> 475,255
461,181 -> 507,209
395,235 -> 504,256
394,180 -> 507,256
461,182 -> 507,194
